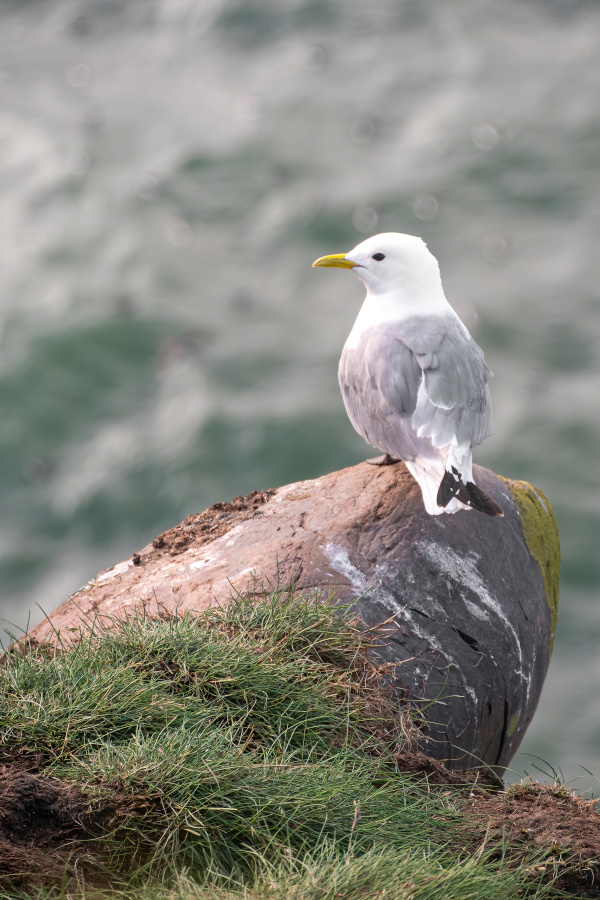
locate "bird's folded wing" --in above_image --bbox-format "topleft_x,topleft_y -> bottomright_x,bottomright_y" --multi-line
402,317 -> 493,449
339,317 -> 493,455
356,317 -> 493,450
363,330 -> 423,416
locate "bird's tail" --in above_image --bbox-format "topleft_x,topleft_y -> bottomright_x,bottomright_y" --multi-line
405,459 -> 470,515
406,459 -> 504,517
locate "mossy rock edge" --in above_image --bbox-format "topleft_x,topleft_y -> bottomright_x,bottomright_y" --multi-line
501,477 -> 561,657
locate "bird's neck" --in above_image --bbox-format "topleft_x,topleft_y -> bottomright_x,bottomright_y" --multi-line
345,285 -> 455,350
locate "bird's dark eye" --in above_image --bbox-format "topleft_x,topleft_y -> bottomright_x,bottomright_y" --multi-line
372,252 -> 385,261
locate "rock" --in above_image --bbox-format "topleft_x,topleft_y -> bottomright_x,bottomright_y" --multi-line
29,462 -> 560,773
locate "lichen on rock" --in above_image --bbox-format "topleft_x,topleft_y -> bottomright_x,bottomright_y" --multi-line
501,477 -> 561,657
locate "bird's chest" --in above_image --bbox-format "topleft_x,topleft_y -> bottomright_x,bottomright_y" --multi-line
338,330 -> 397,408
338,338 -> 376,396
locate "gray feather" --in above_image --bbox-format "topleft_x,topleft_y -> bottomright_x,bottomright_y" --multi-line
338,315 -> 493,461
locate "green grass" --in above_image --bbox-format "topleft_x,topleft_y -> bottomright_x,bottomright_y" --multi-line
0,588 -> 557,899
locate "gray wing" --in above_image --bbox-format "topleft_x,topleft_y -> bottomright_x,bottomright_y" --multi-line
338,317 -> 493,459
402,316 -> 493,449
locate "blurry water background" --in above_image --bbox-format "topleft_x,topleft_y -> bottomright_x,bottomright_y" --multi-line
0,0 -> 599,789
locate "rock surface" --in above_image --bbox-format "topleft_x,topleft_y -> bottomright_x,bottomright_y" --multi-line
29,462 -> 560,773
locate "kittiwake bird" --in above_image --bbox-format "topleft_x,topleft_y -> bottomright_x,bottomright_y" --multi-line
313,232 -> 503,517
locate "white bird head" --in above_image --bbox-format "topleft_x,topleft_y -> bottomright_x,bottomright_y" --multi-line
313,232 -> 445,307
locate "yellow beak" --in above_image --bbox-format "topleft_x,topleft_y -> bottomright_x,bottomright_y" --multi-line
312,252 -> 357,269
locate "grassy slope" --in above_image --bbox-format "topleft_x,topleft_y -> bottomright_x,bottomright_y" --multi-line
0,589 -> 566,899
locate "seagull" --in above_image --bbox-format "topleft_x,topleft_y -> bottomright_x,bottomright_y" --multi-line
313,232 -> 503,517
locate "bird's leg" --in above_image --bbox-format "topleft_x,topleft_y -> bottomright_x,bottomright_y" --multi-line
366,453 -> 400,466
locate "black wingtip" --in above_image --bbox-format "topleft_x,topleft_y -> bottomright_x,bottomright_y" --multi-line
436,466 -> 462,508
462,481 -> 504,517
437,470 -> 504,517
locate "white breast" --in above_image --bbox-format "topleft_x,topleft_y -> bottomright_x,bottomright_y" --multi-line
344,288 -> 455,351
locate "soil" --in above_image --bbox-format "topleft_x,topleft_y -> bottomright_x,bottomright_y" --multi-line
393,752 -> 600,894
393,750 -> 504,789
0,757 -> 107,887
469,783 -> 600,897
151,489 -> 276,556
0,754 -> 158,890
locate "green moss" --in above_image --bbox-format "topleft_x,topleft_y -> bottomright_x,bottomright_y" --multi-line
500,477 -> 561,657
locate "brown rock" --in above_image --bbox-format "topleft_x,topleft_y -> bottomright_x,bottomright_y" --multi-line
29,461 -> 559,774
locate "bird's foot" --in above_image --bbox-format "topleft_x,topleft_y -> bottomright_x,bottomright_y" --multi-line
366,453 -> 400,467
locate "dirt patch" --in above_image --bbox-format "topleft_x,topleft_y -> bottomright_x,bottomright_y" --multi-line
0,764 -> 101,886
151,489 -> 276,557
385,754 -> 600,894
468,782 -> 600,896
0,760 -> 153,890
393,751 -> 503,790
0,750 -> 47,774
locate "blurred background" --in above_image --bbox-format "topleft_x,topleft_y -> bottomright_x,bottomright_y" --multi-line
0,0 -> 599,789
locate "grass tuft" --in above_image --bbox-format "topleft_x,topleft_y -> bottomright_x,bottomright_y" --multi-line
0,587 -> 560,898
